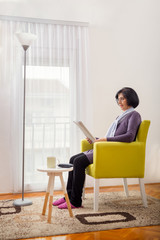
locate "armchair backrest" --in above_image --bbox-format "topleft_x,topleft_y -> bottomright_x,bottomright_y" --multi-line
136,120 -> 150,143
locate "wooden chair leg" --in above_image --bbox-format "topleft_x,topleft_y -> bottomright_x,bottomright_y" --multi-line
123,178 -> 129,197
139,178 -> 148,207
94,178 -> 99,212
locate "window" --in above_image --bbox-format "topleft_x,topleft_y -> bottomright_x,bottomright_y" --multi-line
25,66 -> 70,186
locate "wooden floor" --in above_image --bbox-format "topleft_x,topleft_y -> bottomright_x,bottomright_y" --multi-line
1,183 -> 160,240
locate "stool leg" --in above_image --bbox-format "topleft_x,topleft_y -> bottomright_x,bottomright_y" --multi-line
48,195 -> 53,223
42,175 -> 52,215
48,174 -> 55,223
42,192 -> 49,215
59,173 -> 73,217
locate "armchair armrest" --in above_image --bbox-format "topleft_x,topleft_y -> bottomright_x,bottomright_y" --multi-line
86,141 -> 145,178
81,139 -> 93,152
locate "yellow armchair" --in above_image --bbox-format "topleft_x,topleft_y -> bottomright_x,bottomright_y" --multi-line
81,120 -> 150,211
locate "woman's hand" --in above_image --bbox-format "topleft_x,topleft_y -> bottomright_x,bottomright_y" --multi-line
86,137 -> 93,144
86,137 -> 107,144
94,138 -> 107,142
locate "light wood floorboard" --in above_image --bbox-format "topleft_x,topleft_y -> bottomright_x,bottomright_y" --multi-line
1,183 -> 160,240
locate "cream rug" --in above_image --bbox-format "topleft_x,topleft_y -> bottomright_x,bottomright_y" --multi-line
0,191 -> 160,240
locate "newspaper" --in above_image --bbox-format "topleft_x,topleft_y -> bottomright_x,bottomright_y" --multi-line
73,121 -> 95,142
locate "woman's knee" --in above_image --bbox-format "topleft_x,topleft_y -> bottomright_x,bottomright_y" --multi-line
73,156 -> 90,168
69,155 -> 75,164
69,153 -> 81,164
69,153 -> 84,164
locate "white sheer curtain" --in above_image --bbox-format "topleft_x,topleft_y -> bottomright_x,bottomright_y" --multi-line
0,17 -> 91,192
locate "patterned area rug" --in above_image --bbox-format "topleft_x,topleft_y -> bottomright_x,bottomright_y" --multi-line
0,191 -> 160,239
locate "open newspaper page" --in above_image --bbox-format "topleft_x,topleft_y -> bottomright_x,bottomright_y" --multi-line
73,121 -> 96,142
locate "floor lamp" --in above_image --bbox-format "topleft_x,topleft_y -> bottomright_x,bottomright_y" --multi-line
13,32 -> 37,207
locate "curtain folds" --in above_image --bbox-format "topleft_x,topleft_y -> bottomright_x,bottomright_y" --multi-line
0,17 -> 91,192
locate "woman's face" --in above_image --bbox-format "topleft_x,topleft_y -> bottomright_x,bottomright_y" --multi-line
117,93 -> 131,111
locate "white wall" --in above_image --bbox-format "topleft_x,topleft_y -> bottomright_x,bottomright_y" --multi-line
0,0 -> 160,192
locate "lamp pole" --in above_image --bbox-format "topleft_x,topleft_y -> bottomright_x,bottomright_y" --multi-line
14,33 -> 36,207
22,45 -> 29,202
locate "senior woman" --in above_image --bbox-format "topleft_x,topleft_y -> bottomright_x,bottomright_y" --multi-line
53,87 -> 141,209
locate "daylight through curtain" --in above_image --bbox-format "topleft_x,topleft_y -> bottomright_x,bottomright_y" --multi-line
0,17 -> 90,192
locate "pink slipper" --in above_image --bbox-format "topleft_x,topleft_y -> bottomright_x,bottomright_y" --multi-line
52,198 -> 66,206
58,202 -> 78,209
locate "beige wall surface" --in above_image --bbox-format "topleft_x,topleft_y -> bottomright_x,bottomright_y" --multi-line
0,0 -> 160,192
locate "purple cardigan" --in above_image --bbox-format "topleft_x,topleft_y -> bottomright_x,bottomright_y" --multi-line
84,111 -> 141,163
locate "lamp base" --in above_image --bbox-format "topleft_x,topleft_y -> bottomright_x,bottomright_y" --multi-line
13,198 -> 32,206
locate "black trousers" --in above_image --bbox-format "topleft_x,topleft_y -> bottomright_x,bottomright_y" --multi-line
66,153 -> 90,207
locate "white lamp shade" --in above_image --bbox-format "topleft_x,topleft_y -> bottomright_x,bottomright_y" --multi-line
16,32 -> 37,47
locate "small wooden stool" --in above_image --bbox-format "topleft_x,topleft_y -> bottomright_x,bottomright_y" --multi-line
37,167 -> 73,223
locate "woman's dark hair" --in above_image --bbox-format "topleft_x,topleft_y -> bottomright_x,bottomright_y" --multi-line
115,87 -> 139,108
